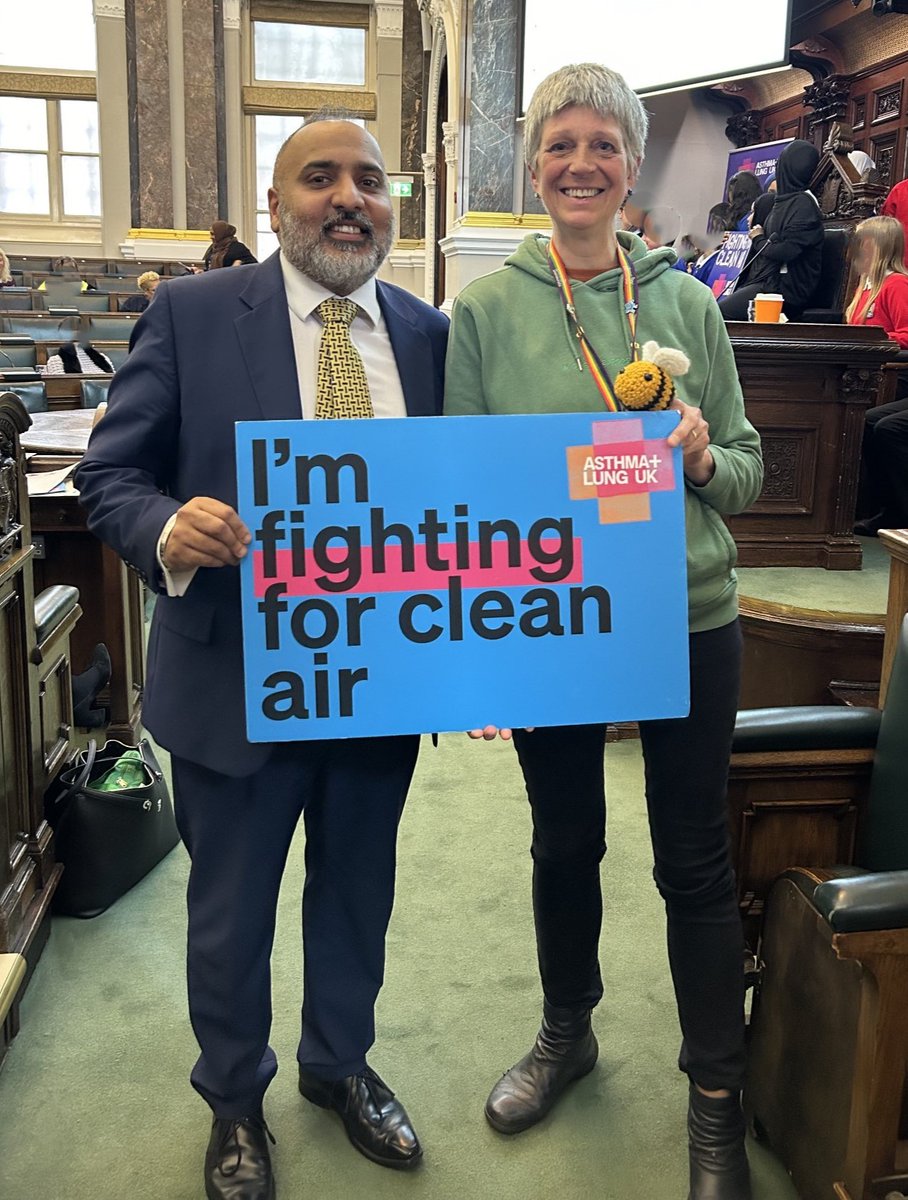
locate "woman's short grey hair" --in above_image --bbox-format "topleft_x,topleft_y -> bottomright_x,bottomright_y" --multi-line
524,63 -> 649,171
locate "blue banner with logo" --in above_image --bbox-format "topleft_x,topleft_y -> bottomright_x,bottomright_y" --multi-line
725,137 -> 791,192
236,412 -> 690,740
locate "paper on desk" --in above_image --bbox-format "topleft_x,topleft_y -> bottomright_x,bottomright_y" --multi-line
27,464 -> 76,495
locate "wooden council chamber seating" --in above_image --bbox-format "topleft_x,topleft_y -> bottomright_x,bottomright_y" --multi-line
23,408 -> 145,746
740,612 -> 908,1200
728,529 -> 908,956
0,393 -> 83,1066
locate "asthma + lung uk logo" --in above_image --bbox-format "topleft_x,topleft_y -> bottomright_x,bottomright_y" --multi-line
566,418 -> 676,524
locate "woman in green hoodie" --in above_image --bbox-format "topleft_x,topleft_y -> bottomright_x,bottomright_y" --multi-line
445,64 -> 763,1200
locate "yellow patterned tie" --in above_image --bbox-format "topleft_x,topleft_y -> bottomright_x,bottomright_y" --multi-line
314,297 -> 374,419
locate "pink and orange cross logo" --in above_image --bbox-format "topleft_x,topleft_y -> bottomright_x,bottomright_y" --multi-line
566,418 -> 677,524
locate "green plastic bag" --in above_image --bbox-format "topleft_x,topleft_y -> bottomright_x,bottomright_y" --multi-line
88,749 -> 146,792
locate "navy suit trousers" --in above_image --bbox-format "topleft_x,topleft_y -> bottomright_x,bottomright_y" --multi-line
171,734 -> 420,1118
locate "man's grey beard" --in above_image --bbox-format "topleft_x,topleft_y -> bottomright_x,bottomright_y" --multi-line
277,202 -> 396,293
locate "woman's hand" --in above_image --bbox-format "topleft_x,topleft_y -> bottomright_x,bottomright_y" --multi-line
748,224 -> 764,240
667,399 -> 715,486
467,726 -> 535,741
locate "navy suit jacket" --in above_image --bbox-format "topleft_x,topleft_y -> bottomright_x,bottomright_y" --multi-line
75,251 -> 449,776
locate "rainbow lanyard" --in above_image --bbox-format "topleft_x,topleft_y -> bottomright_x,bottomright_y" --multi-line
546,238 -> 640,412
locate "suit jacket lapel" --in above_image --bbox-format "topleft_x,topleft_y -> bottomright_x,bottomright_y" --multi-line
234,252 -> 302,421
377,281 -> 437,416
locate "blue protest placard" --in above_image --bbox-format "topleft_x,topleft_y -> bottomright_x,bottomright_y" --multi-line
235,412 -> 690,740
703,231 -> 752,299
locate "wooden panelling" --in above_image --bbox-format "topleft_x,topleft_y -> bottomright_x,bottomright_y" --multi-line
726,322 -> 899,569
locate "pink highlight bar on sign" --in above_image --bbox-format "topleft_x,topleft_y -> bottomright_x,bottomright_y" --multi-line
253,538 -> 585,597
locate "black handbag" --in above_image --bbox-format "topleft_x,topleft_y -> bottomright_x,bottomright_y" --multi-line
47,737 -> 180,918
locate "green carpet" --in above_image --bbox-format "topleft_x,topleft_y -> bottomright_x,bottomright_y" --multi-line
737,535 -> 890,614
0,736 -> 798,1200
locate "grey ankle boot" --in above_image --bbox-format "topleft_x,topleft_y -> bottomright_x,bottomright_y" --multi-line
687,1083 -> 752,1200
484,1001 -> 598,1134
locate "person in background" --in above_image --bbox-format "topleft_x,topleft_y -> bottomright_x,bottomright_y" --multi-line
445,61 -> 763,1200
881,177 -> 908,268
192,221 -> 257,272
718,140 -> 823,320
687,202 -> 735,284
848,149 -> 876,179
37,256 -> 97,293
44,339 -> 114,376
846,216 -> 908,536
725,171 -> 763,232
120,270 -> 160,312
0,247 -> 15,287
641,204 -> 681,251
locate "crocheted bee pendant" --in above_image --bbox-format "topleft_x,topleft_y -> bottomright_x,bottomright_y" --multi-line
614,340 -> 691,411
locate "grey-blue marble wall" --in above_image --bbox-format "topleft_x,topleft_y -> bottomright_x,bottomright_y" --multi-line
126,0 -> 174,228
467,0 -> 545,215
399,0 -> 426,240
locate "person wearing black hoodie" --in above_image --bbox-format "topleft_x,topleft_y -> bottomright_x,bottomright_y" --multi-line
719,141 -> 823,320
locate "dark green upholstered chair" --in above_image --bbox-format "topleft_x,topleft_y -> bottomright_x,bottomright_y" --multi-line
70,292 -> 111,313
0,336 -> 37,367
742,615 -> 908,1200
85,314 -> 138,342
5,382 -> 47,413
0,289 -> 39,311
99,344 -> 128,369
1,315 -> 79,341
80,378 -> 110,409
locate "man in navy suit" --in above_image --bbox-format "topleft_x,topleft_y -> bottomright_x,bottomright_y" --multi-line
75,116 -> 448,1200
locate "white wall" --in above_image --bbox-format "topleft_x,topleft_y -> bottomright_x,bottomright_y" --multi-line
634,90 -> 731,244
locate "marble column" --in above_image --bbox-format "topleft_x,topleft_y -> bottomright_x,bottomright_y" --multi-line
125,0 -> 174,228
122,0 -> 227,259
94,0 -> 133,257
465,0 -> 519,214
441,0 -> 549,306
399,0 -> 426,241
182,0 -> 228,230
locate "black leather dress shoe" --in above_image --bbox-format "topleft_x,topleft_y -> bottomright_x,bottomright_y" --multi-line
485,1001 -> 598,1134
687,1084 -> 752,1200
298,1065 -> 422,1169
205,1114 -> 276,1200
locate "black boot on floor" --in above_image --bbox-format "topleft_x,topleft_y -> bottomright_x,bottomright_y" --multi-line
71,642 -> 111,728
484,1001 -> 598,1134
687,1083 -> 752,1200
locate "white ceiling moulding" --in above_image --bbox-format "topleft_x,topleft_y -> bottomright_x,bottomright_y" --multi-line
93,0 -> 126,17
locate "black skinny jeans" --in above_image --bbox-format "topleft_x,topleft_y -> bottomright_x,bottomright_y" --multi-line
512,620 -> 746,1093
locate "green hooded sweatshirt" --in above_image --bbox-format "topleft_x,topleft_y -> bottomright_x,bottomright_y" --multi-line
444,231 -> 764,634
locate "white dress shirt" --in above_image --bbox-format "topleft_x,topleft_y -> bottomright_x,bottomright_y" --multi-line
280,252 -> 407,420
159,251 -> 407,596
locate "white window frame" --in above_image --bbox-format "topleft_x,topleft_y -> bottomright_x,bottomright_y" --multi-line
242,4 -> 378,260
0,63 -> 100,245
0,95 -> 100,222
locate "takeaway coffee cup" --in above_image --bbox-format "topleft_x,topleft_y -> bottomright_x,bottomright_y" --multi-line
754,292 -> 784,322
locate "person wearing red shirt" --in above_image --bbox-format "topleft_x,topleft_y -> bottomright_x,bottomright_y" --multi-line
882,178 -> 908,269
847,215 -> 908,534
